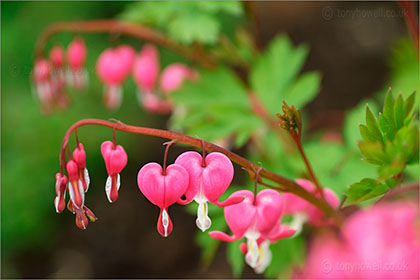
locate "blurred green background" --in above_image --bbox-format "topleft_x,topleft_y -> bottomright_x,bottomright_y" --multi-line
1,1 -> 418,278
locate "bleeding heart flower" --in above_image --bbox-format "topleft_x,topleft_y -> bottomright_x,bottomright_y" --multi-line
33,58 -> 54,113
175,151 -> 242,232
101,141 -> 128,203
54,173 -> 67,213
283,179 -> 340,235
73,143 -> 90,192
133,44 -> 159,94
49,45 -> 69,108
209,189 -> 295,272
299,201 -> 419,279
137,162 -> 189,237
67,37 -> 87,91
96,45 -> 135,109
159,63 -> 197,96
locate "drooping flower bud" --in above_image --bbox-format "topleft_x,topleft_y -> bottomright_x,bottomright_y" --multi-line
33,58 -> 54,113
73,143 -> 90,192
96,45 -> 135,109
67,37 -> 87,91
66,160 -> 84,210
159,63 -> 197,95
54,173 -> 67,213
133,44 -> 159,94
101,141 -> 128,203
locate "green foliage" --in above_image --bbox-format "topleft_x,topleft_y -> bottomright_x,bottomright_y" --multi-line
119,1 -> 243,44
250,35 -> 321,115
344,90 -> 419,206
171,67 -> 264,147
227,240 -> 245,277
264,235 -> 306,278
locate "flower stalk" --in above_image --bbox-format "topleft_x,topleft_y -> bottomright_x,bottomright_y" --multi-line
59,118 -> 342,225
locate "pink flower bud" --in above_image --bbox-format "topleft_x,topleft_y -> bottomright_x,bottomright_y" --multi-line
100,141 -> 128,203
133,44 -> 159,93
66,160 -> 84,210
137,162 -> 189,237
34,58 -> 51,82
97,45 -> 135,109
175,151 -> 240,232
54,173 -> 67,213
73,143 -> 90,192
160,63 -> 196,94
50,45 -> 65,68
33,58 -> 54,113
141,92 -> 172,114
96,45 -> 135,86
67,37 -> 86,70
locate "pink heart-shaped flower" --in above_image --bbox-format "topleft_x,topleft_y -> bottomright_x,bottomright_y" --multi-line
97,45 -> 135,86
137,162 -> 189,237
133,44 -> 160,93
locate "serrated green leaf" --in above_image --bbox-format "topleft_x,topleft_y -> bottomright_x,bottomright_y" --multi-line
197,1 -> 243,15
378,157 -> 405,179
365,105 -> 383,142
358,141 -> 386,165
359,124 -> 381,142
394,94 -> 404,130
344,178 -> 389,206
379,113 -> 395,141
227,239 -> 244,278
282,72 -> 321,108
382,89 -> 395,123
343,100 -> 378,151
168,13 -> 220,44
250,35 -> 313,115
403,91 -> 417,119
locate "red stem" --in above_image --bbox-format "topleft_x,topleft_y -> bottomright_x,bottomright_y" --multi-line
291,134 -> 324,198
34,19 -> 216,68
59,119 -> 342,224
399,1 -> 419,58
162,140 -> 176,176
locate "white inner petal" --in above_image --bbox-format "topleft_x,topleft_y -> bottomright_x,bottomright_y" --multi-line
289,212 -> 308,237
117,173 -> 121,190
84,168 -> 90,191
68,182 -> 76,208
196,201 -> 212,232
105,176 -> 112,203
244,222 -> 261,268
78,180 -> 85,207
254,240 -> 272,274
54,196 -> 60,213
162,209 -> 169,237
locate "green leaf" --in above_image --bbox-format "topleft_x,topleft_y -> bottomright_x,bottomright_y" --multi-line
343,100 -> 378,151
168,13 -> 220,44
344,178 -> 390,206
227,239 -> 244,278
250,35 -> 316,115
382,89 -> 395,124
171,67 -> 264,146
379,113 -> 395,141
359,124 -> 380,142
282,72 -> 321,108
264,236 -> 306,278
394,94 -> 404,130
197,1 -> 243,15
358,141 -> 386,165
365,105 -> 383,142
403,91 -> 417,119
